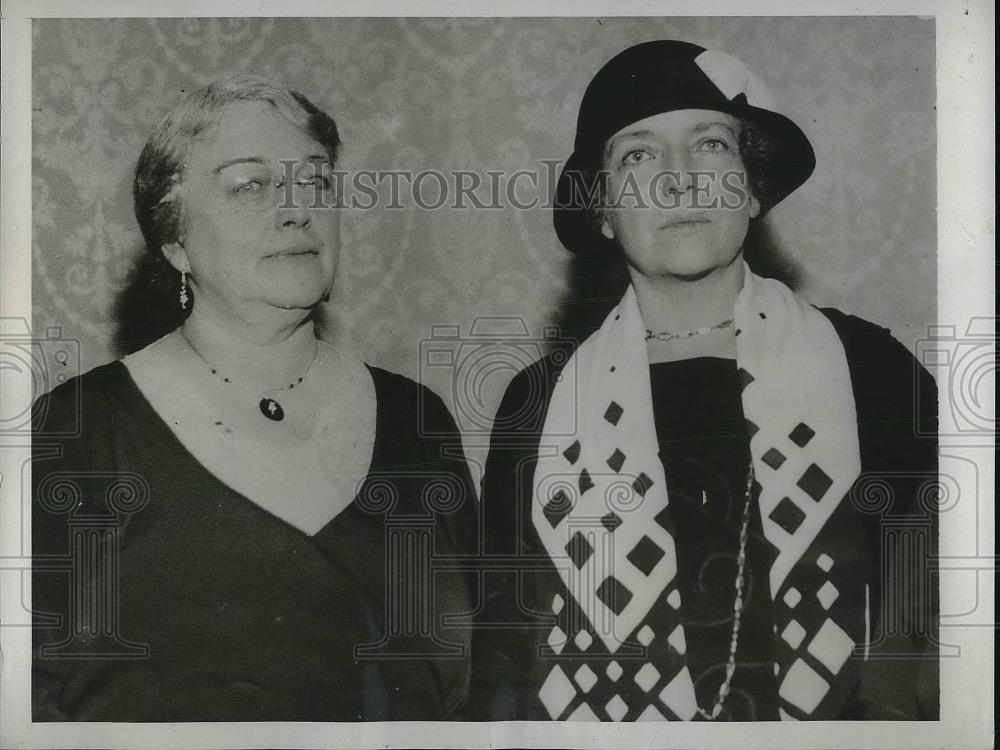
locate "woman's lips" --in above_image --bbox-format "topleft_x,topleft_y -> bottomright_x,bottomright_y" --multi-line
659,215 -> 711,229
265,246 -> 320,258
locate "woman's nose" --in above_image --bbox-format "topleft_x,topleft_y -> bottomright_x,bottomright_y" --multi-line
276,184 -> 312,228
660,152 -> 696,195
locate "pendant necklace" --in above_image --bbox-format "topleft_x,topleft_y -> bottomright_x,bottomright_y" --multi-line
180,330 -> 319,422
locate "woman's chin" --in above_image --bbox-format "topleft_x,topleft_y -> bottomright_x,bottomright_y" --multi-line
260,286 -> 330,311
644,258 -> 721,281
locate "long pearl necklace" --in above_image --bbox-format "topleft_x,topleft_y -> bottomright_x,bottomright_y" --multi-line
695,458 -> 754,721
180,330 -> 319,422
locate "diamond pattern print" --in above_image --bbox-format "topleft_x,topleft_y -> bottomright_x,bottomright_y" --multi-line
539,665 -> 575,718
636,624 -> 655,646
816,581 -> 839,609
601,512 -> 623,532
603,401 -> 624,426
779,659 -> 829,714
626,535 -> 665,576
606,661 -> 623,681
636,705 -> 667,721
781,619 -> 806,649
816,553 -> 833,572
789,422 -> 816,447
551,593 -> 564,614
529,273 -> 863,722
547,625 -> 567,654
605,694 -> 628,722
807,619 -> 854,675
562,440 -> 581,465
595,576 -> 633,615
543,489 -> 573,528
632,472 -> 654,496
667,624 -> 686,655
634,663 -> 661,692
565,531 -> 594,569
762,446 -> 787,470
769,497 -> 806,534
658,667 -> 697,720
567,702 -> 600,721
797,463 -> 833,502
574,664 -> 598,693
782,587 -> 802,608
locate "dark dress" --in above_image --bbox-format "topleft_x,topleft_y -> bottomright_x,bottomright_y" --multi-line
31,361 -> 478,721
469,309 -> 939,721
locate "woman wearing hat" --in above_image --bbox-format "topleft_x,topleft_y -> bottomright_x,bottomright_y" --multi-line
470,41 -> 938,722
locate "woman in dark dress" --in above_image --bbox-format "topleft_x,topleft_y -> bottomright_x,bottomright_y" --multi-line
470,41 -> 938,722
32,75 -> 477,721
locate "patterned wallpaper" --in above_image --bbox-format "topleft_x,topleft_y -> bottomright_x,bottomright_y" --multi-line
32,17 -> 936,470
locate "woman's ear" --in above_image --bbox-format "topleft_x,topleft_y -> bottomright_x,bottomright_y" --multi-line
161,240 -> 190,275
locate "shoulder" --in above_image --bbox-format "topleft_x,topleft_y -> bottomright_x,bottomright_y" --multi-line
32,361 -> 134,437
818,307 -> 934,395
365,364 -> 461,437
366,364 -> 445,411
817,307 -> 937,472
819,308 -> 924,370
819,307 -> 897,352
492,342 -> 576,441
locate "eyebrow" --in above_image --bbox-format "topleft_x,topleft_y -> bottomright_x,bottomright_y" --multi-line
212,155 -> 330,173
606,121 -> 739,153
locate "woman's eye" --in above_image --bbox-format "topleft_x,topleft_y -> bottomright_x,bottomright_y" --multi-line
621,148 -> 653,165
698,138 -> 730,153
233,179 -> 265,194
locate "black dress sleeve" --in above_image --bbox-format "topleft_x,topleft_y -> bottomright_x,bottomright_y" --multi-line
362,368 -> 482,720
31,369 -> 118,720
412,381 -> 483,720
823,310 -> 939,720
468,354 -> 563,720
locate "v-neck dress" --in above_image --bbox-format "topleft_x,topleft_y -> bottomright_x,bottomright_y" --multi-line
31,361 -> 479,722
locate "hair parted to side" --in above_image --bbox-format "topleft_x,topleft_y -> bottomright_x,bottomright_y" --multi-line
579,118 -> 780,246
117,75 -> 341,352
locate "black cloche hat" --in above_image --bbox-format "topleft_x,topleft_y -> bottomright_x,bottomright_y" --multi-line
553,40 -> 816,253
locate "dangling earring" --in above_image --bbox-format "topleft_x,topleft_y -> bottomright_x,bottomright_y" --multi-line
179,272 -> 189,310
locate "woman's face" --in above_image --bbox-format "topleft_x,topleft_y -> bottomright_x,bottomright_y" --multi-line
599,109 -> 760,280
164,100 -> 340,317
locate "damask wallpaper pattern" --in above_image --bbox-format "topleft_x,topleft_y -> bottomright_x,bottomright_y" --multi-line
31,17 -> 935,472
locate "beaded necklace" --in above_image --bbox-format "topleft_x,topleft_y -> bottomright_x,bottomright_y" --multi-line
180,330 -> 319,422
695,458 -> 754,720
